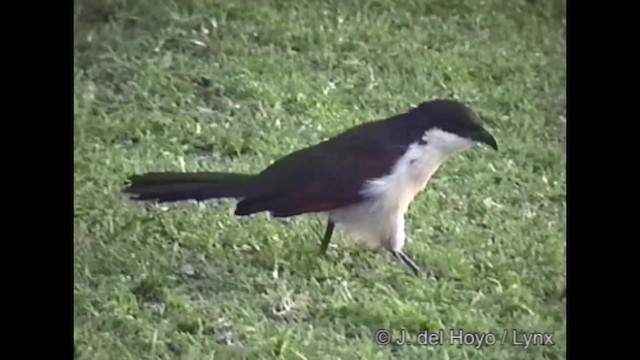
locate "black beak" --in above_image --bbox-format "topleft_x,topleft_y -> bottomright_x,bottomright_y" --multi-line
474,128 -> 498,151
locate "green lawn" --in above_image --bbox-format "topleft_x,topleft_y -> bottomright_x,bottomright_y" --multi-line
74,0 -> 566,359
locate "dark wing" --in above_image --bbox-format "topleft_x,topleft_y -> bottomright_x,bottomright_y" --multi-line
235,124 -> 407,217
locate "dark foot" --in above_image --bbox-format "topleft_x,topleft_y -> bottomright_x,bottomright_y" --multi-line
392,250 -> 421,276
319,220 -> 335,255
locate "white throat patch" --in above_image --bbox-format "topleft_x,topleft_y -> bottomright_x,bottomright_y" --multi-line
361,127 -> 473,201
420,128 -> 476,156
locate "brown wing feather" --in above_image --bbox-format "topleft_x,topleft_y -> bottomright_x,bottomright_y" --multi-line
235,123 -> 408,216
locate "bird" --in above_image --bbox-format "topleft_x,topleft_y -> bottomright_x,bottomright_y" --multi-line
122,99 -> 498,276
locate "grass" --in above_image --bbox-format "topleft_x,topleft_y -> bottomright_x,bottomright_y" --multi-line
74,0 -> 566,359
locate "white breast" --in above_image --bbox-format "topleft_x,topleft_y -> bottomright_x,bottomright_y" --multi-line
328,128 -> 474,252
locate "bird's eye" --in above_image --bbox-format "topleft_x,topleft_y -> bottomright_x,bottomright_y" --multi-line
409,126 -> 427,144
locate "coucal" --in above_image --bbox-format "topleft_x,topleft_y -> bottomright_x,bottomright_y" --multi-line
123,99 -> 498,276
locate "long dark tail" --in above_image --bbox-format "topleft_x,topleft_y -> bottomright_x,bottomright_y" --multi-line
123,172 -> 256,203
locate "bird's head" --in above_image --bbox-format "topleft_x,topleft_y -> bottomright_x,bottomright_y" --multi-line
405,99 -> 498,156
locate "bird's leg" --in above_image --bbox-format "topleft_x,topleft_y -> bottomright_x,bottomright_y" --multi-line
383,218 -> 421,276
396,251 -> 421,276
319,219 -> 335,254
390,250 -> 421,276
